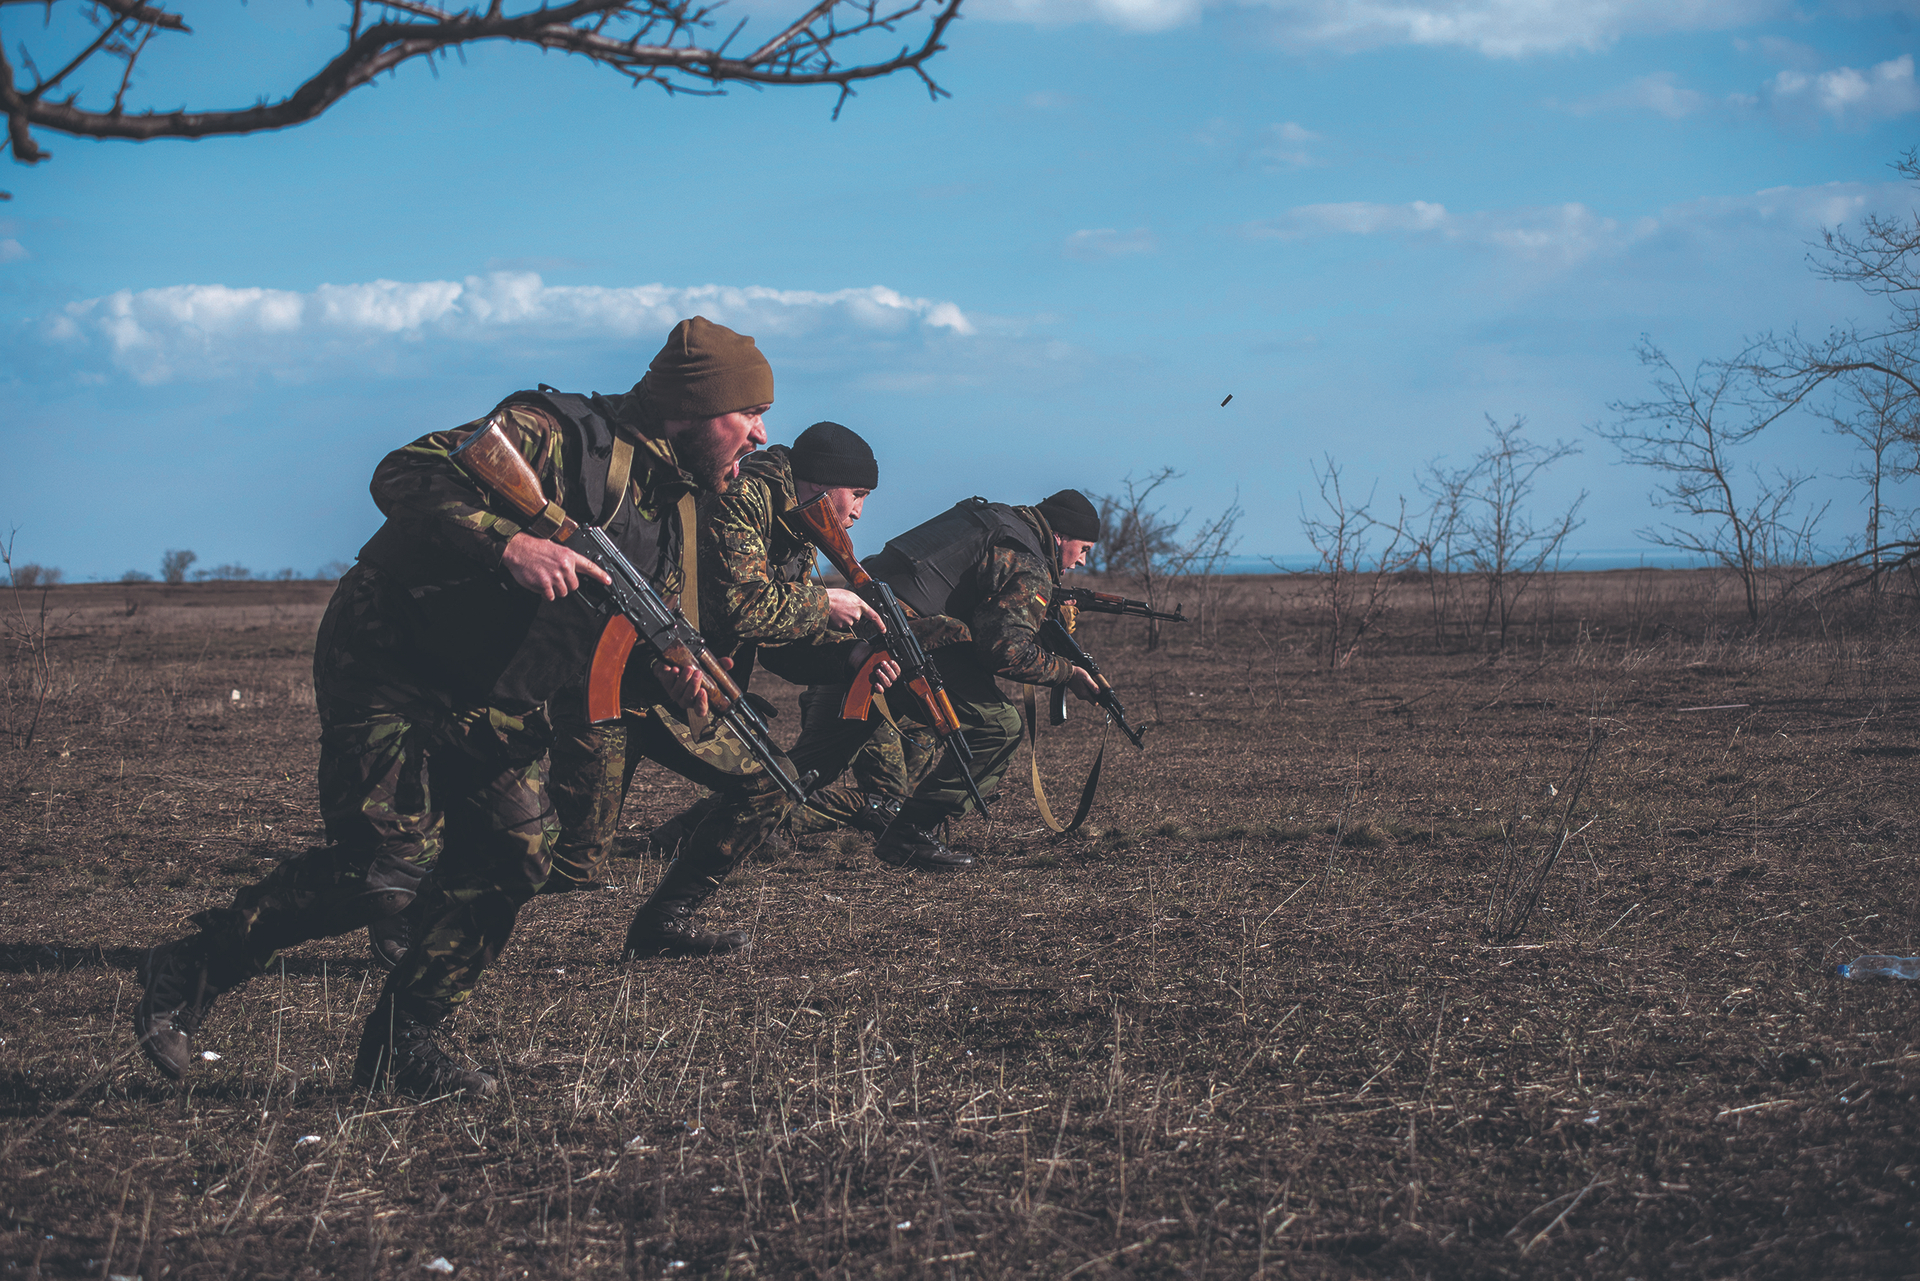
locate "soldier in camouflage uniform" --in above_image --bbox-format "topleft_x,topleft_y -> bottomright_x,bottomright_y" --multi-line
858,490 -> 1106,868
591,423 -> 947,875
546,422 -> 928,937
132,317 -> 788,1098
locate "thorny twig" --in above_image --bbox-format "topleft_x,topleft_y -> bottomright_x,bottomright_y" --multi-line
1484,726 -> 1609,943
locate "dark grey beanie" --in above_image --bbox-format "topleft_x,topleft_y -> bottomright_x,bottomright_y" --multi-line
1036,489 -> 1100,542
790,421 -> 879,489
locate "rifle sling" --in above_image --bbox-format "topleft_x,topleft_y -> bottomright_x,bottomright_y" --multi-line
676,491 -> 699,631
604,435 -> 634,521
1022,684 -> 1105,835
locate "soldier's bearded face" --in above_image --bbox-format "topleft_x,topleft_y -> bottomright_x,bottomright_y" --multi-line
676,407 -> 769,491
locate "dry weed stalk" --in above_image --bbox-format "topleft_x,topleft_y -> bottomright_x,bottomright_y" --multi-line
1483,727 -> 1608,943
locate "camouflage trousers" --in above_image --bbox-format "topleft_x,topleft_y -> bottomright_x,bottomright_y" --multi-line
785,685 -> 939,837
192,564 -> 554,1019
896,650 -> 1024,825
547,678 -> 792,901
605,684 -> 942,851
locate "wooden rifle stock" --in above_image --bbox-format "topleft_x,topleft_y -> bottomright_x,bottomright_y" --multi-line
787,497 -> 962,736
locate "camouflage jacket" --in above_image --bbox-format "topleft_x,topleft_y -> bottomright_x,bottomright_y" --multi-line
964,506 -> 1073,687
697,446 -> 858,688
354,390 -> 697,708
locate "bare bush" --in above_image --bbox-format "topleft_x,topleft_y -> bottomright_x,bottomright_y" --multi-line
160,549 -> 196,585
1094,469 -> 1186,649
5,563 -> 62,589
1483,727 -> 1607,944
1295,456 -> 1417,670
1420,416 -> 1586,649
1163,491 -> 1244,644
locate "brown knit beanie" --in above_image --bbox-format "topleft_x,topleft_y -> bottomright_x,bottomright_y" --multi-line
639,316 -> 775,420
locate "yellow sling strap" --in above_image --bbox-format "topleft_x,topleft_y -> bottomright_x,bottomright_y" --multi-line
602,435 -> 634,525
1022,684 -> 1107,834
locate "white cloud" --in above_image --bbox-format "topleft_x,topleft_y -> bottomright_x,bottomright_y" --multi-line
1769,54 -> 1920,123
980,0 -> 1201,33
1244,180 -> 1910,271
1558,71 -> 1709,118
1556,53 -> 1920,127
1255,121 -> 1323,167
1063,227 -> 1158,259
972,0 -> 1798,55
1249,199 -> 1451,238
42,273 -> 975,384
0,238 -> 27,263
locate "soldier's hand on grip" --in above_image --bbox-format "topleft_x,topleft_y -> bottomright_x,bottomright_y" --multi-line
502,533 -> 612,600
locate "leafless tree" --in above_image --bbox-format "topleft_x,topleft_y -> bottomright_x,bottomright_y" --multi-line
1163,490 -> 1242,644
2,0 -> 962,184
0,530 -> 58,754
1413,456 -> 1470,649
1095,467 -> 1186,649
1419,416 -> 1585,649
1595,340 -> 1826,625
1730,150 -> 1920,586
1819,366 -> 1919,571
159,548 -> 195,584
1295,456 -> 1417,670
5,562 -> 62,588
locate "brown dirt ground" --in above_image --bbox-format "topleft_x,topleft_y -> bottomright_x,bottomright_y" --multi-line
0,572 -> 1915,1279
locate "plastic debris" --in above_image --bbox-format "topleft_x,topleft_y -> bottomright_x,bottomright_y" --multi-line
1836,955 -> 1920,980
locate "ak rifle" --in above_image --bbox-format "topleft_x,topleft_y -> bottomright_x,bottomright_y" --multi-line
1036,585 -> 1186,749
786,495 -> 992,820
1052,587 -> 1185,624
1036,616 -> 1148,749
448,416 -> 813,807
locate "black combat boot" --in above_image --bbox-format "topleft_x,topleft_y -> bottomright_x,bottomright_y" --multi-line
133,934 -> 246,1080
872,809 -> 973,872
846,792 -> 903,836
621,850 -> 751,959
622,899 -> 752,959
353,996 -> 496,1098
365,895 -> 424,972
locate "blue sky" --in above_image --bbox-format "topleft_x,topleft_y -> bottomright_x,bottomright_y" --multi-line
3,0 -> 1919,580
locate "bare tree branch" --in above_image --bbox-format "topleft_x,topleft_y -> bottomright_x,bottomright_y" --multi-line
1594,339 -> 1826,623
2,0 -> 962,169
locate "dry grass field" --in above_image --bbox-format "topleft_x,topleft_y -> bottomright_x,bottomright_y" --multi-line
1,571 -> 1916,1279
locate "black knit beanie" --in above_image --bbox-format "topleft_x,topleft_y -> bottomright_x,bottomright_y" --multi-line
790,421 -> 879,489
1036,489 -> 1100,542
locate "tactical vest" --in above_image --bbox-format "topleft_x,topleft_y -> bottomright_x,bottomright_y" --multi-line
864,498 -> 1047,621
358,388 -> 679,710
